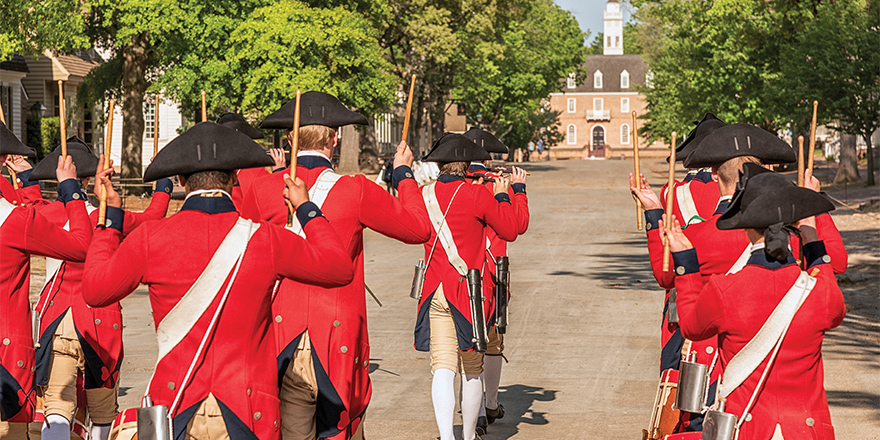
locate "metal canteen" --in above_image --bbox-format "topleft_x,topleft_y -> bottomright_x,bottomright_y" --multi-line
410,259 -> 427,300
675,352 -> 709,413
702,399 -> 737,440
137,404 -> 171,440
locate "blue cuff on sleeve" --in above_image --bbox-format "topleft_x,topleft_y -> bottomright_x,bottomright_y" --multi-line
57,179 -> 83,204
391,165 -> 415,190
295,201 -> 325,228
645,209 -> 664,232
16,169 -> 39,188
274,167 -> 287,173
154,178 -> 174,195
103,206 -> 125,233
802,240 -> 829,269
672,248 -> 700,275
495,193 -> 511,204
512,183 -> 526,194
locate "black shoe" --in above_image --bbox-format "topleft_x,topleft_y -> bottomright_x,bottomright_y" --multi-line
486,404 -> 505,423
477,415 -> 488,435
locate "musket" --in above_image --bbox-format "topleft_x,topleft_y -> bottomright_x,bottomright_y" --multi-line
467,268 -> 488,353
494,256 -> 509,334
286,90 -> 302,227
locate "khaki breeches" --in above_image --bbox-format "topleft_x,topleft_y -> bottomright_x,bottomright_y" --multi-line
43,311 -> 118,425
0,421 -> 27,439
429,284 -> 483,375
280,330 -> 365,440
486,326 -> 504,356
183,393 -> 230,440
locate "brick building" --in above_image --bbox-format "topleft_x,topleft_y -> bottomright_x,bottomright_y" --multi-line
548,0 -> 664,160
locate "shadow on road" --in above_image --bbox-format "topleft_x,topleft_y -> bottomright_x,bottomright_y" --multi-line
475,384 -> 557,439
584,238 -> 657,290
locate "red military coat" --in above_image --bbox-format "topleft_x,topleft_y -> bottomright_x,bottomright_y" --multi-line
0,170 -> 43,206
232,166 -> 276,209
240,155 -> 431,439
658,170 -> 720,229
82,195 -> 354,440
33,181 -> 172,390
413,174 -> 518,353
675,242 -> 845,440
0,180 -> 91,422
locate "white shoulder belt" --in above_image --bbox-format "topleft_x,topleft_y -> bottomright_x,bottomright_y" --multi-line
675,182 -> 703,226
0,198 -> 15,229
423,182 -> 469,277
285,169 -> 342,238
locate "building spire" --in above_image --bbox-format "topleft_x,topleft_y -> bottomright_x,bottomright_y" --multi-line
603,0 -> 623,55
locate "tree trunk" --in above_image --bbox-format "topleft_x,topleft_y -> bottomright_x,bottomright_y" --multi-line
120,34 -> 149,182
834,133 -> 861,184
864,133 -> 875,186
338,125 -> 360,174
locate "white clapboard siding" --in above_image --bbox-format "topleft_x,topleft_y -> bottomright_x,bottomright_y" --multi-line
107,97 -> 184,174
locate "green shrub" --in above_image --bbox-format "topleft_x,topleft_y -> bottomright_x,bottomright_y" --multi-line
40,117 -> 61,158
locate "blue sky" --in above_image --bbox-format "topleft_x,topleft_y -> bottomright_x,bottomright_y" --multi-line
554,0 -> 634,41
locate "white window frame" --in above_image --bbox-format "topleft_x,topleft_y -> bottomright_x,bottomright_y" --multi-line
646,70 -> 654,88
620,97 -> 630,113
594,70 -> 603,89
621,70 -> 630,89
593,98 -> 603,111
621,123 -> 631,145
567,98 -> 576,113
567,73 -> 576,89
566,124 -> 577,145
145,101 -> 156,140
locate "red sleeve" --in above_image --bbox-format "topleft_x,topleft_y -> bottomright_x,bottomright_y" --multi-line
16,200 -> 92,262
17,185 -> 43,204
475,187 -> 518,242
675,272 -> 725,341
271,216 -> 354,287
647,228 -> 675,289
815,214 -> 847,274
511,187 -> 529,235
82,227 -> 145,307
122,192 -> 171,236
240,179 -> 268,222
358,176 -> 432,244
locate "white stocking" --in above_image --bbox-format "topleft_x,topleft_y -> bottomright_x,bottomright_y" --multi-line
484,355 -> 503,409
461,374 -> 483,440
42,414 -> 70,440
91,424 -> 112,440
432,368 -> 456,440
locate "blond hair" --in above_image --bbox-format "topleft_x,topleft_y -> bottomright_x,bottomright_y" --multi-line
716,155 -> 761,188
292,125 -> 337,151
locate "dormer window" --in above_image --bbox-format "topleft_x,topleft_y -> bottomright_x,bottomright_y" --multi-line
567,73 -> 576,89
594,70 -> 603,89
621,70 -> 630,89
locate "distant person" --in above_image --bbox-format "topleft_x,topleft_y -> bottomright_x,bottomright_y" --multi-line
526,141 -> 535,162
536,140 -> 544,161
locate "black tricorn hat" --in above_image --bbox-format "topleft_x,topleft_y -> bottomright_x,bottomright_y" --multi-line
423,133 -> 492,163
0,121 -> 36,157
30,137 -> 99,181
216,113 -> 265,140
670,112 -> 726,163
259,91 -> 368,130
683,123 -> 796,169
717,164 -> 834,230
143,122 -> 275,182
463,128 -> 508,154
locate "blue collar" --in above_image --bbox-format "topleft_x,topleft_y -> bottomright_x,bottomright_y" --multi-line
438,174 -> 466,183
468,163 -> 488,172
180,195 -> 237,214
273,155 -> 333,172
746,249 -> 797,270
714,199 -> 731,215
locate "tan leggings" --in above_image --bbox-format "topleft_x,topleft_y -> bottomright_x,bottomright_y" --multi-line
43,312 -> 118,425
280,331 -> 365,440
183,394 -> 230,440
486,326 -> 504,356
0,421 -> 27,439
429,284 -> 484,375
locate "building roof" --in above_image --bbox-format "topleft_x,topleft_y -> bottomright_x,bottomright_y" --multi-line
50,50 -> 102,79
0,55 -> 29,73
563,54 -> 648,93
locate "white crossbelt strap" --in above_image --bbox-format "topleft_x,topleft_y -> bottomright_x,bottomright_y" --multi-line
285,169 -> 342,238
719,271 -> 817,398
725,245 -> 753,275
155,218 -> 261,361
0,198 -> 15,229
675,182 -> 703,226
423,182 -> 469,277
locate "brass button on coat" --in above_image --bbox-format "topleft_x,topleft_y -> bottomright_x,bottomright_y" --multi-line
333,320 -> 341,327
275,315 -> 283,323
95,319 -> 102,325
254,412 -> 262,420
806,418 -> 815,427
168,382 -> 175,390
340,346 -> 348,353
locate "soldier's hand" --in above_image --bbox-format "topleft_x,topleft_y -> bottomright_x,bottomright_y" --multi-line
493,175 -> 510,195
796,216 -> 818,243
56,155 -> 77,182
5,155 -> 33,173
393,141 -> 414,169
630,173 -> 663,210
510,166 -> 527,184
283,175 -> 309,208
94,155 -> 110,201
803,169 -> 820,192
660,214 -> 693,252
95,166 -> 121,208
270,148 -> 286,169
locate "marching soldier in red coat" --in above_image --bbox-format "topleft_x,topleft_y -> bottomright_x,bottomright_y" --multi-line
216,113 -> 287,209
0,129 -> 91,439
665,165 -> 845,440
25,138 -> 172,440
414,133 -> 518,440
241,91 -> 432,440
462,128 -> 529,433
82,122 -> 355,440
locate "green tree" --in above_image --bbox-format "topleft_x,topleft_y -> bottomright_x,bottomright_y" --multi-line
776,0 -> 879,185
0,1 -> 89,61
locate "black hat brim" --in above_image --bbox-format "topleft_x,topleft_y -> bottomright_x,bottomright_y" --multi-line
1,121 -> 36,157
670,116 -> 726,163
463,128 -> 508,154
30,137 -> 99,180
259,91 -> 368,130
717,172 -> 835,230
683,124 -> 797,169
216,113 -> 265,140
143,122 -> 275,182
423,133 -> 491,163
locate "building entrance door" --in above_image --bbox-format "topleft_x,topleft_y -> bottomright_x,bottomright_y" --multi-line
590,126 -> 605,157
